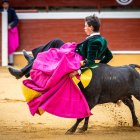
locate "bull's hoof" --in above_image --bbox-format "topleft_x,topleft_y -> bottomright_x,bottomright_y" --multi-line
117,100 -> 122,106
77,128 -> 87,133
133,122 -> 140,127
65,129 -> 75,135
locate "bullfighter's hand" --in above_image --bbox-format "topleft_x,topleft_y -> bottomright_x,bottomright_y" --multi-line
69,71 -> 78,78
80,61 -> 85,66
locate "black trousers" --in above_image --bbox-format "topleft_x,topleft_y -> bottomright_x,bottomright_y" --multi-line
21,38 -> 65,77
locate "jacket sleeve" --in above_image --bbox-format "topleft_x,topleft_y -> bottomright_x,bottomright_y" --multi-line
99,48 -> 113,63
80,40 -> 100,72
9,9 -> 19,28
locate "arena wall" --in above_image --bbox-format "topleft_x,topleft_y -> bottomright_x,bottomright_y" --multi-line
16,18 -> 140,51
0,12 -> 140,66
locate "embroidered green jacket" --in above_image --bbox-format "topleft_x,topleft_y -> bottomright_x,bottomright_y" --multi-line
75,35 -> 113,71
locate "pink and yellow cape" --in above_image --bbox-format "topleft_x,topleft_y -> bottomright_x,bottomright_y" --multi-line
22,42 -> 92,118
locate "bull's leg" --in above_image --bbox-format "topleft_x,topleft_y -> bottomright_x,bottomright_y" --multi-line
77,117 -> 89,133
134,92 -> 140,102
65,118 -> 84,134
122,96 -> 140,126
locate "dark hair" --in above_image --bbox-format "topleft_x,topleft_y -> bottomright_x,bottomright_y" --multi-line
85,14 -> 100,32
2,0 -> 9,4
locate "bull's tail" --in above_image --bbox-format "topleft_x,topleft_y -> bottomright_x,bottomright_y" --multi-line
129,64 -> 140,69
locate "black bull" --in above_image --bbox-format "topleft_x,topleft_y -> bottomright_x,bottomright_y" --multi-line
66,64 -> 140,134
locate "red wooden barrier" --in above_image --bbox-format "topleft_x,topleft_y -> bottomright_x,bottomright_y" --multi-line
100,19 -> 140,50
17,18 -> 140,52
17,19 -> 86,51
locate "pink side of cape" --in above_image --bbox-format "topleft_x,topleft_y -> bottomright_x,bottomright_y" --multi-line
23,42 -> 92,118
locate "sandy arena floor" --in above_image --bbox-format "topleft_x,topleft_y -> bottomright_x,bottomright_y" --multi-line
0,67 -> 140,140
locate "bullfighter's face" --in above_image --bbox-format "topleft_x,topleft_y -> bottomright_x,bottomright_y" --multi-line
84,21 -> 93,36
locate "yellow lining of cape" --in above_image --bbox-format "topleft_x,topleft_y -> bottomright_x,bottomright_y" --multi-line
22,69 -> 92,103
38,108 -> 45,115
72,69 -> 92,88
22,84 -> 41,102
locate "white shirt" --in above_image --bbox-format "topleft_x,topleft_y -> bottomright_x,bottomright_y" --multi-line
86,32 -> 100,39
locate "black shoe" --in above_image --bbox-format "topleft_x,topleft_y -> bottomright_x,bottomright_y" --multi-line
8,67 -> 24,79
25,72 -> 30,78
23,50 -> 34,63
8,63 -> 14,66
